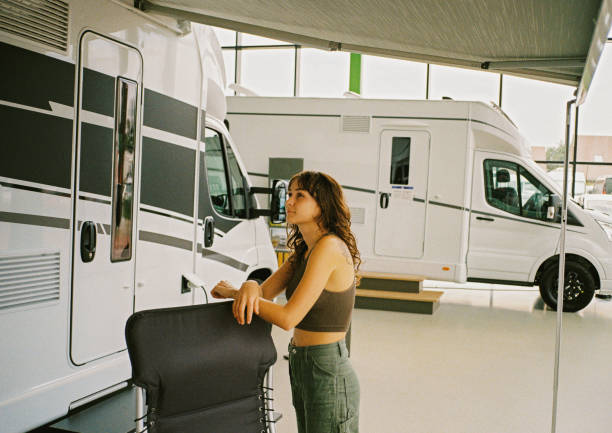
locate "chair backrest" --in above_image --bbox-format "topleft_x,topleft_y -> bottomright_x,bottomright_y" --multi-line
125,301 -> 277,433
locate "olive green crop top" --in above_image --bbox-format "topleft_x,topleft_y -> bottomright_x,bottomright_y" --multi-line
285,237 -> 355,332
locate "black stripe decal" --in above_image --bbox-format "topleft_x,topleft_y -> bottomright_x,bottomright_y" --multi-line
143,89 -> 197,140
247,172 -> 269,178
197,244 -> 249,271
0,41 -> 74,110
103,224 -> 111,234
372,115 -> 513,137
0,181 -> 71,198
79,195 -> 111,205
79,123 -> 113,196
0,211 -> 70,229
342,185 -> 376,194
467,277 -> 534,286
429,200 -> 465,211
228,112 -> 341,118
141,136 -> 195,217
0,104 -> 72,189
82,68 -> 115,117
140,207 -> 194,224
139,230 -> 192,251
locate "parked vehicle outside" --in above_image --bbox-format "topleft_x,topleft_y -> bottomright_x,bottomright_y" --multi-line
579,194 -> 612,216
592,175 -> 612,194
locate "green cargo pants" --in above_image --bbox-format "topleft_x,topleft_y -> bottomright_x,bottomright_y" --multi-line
288,339 -> 360,433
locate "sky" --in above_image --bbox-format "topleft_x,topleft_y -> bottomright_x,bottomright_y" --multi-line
214,28 -> 612,150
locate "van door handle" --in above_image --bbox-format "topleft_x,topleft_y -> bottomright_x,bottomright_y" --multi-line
379,192 -> 390,209
203,216 -> 215,248
80,221 -> 97,262
476,216 -> 495,222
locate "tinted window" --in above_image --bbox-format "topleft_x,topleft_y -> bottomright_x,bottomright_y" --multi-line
518,167 -> 553,220
111,77 -> 137,262
605,178 -> 612,194
204,129 -> 231,217
484,160 -> 520,215
390,137 -> 410,185
225,144 -> 247,218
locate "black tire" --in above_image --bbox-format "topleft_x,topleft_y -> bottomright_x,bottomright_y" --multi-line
539,261 -> 595,312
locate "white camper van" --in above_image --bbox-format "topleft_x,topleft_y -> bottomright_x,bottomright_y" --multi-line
0,2 -> 279,432
227,96 -> 612,312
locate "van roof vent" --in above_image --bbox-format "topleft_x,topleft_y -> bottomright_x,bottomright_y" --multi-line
0,251 -> 60,311
0,0 -> 69,52
342,115 -> 370,133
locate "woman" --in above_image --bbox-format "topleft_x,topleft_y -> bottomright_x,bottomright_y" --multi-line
212,170 -> 360,433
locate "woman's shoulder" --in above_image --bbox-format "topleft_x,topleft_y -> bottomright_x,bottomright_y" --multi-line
316,234 -> 352,265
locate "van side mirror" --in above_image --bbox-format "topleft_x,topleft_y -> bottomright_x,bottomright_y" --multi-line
247,179 -> 288,223
270,179 -> 287,224
546,206 -> 556,220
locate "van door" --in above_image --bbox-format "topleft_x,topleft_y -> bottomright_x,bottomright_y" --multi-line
71,32 -> 142,364
194,128 -> 255,303
375,130 -> 430,258
467,152 -> 558,282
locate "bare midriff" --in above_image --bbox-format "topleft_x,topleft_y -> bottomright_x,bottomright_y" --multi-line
292,328 -> 346,347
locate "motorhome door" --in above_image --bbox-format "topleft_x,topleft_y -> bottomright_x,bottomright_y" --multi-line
375,130 -> 430,258
71,32 -> 142,365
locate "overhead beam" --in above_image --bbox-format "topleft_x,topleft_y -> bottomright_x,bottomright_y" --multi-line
482,58 -> 585,70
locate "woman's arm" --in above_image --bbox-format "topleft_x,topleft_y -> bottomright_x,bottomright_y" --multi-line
260,258 -> 295,300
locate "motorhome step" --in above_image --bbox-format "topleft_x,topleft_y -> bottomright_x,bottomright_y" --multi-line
358,271 -> 424,293
355,289 -> 442,315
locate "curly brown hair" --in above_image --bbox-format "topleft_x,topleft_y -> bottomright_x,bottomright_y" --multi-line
286,171 -> 361,273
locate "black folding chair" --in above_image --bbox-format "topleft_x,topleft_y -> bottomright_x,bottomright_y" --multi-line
125,301 -> 278,433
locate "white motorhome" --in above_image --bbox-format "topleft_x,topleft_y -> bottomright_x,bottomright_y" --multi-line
227,96 -> 612,312
0,2 -> 278,432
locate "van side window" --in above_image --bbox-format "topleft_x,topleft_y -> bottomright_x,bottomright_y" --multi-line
484,160 -> 520,215
518,167 -> 553,220
110,77 -> 137,262
390,137 -> 411,185
225,144 -> 247,218
204,128 -> 232,217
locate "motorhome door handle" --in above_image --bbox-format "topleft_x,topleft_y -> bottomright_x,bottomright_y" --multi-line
203,216 -> 215,248
80,221 -> 97,263
379,192 -> 390,209
476,216 -> 495,222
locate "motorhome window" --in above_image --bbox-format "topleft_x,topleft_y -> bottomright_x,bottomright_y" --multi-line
605,178 -> 612,194
111,77 -> 137,262
484,160 -> 520,215
390,137 -> 411,185
225,143 -> 247,218
518,167 -> 553,220
204,129 -> 232,217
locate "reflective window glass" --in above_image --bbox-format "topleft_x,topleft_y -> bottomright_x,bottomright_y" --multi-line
225,143 -> 247,218
212,26 -> 237,47
484,160 -> 520,215
299,49 -> 349,97
111,77 -> 137,262
390,137 -> 411,185
362,56 -> 427,99
429,65 -> 499,103
204,128 -> 231,216
519,166 -> 553,220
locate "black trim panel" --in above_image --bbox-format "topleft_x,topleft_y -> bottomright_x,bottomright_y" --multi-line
342,185 -> 376,194
197,244 -> 249,271
0,104 -> 72,189
0,181 -> 71,198
82,68 -> 115,117
79,123 -> 113,196
228,112 -> 340,118
143,89 -> 197,139
78,195 -> 111,205
429,200 -> 465,211
247,171 -> 269,178
140,207 -> 194,224
141,136 -> 195,218
139,230 -> 192,251
0,41 -> 74,110
467,277 -> 535,287
0,211 -> 70,229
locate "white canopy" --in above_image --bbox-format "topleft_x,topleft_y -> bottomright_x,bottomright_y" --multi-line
136,0 -> 612,104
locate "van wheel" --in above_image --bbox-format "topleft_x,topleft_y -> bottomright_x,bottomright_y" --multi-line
539,261 -> 595,312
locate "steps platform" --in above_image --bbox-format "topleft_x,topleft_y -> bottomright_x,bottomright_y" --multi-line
355,272 -> 442,314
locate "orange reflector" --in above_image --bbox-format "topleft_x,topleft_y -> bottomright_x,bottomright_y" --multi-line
442,267 -> 450,271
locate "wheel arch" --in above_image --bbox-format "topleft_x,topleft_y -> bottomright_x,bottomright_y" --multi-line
534,254 -> 600,291
247,267 -> 273,283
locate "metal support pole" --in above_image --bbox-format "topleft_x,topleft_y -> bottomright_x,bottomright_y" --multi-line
571,106 -> 579,197
425,64 -> 430,99
136,386 -> 146,432
551,98 -> 576,433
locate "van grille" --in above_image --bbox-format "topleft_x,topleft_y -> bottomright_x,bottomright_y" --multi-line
0,251 -> 60,311
342,115 -> 370,133
0,0 -> 69,51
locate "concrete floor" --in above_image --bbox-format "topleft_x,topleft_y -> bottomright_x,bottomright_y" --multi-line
269,284 -> 612,433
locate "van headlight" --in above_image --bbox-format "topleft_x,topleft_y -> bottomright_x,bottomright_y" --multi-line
596,220 -> 612,241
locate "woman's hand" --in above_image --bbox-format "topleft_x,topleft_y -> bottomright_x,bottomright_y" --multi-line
233,280 -> 262,325
211,280 -> 238,300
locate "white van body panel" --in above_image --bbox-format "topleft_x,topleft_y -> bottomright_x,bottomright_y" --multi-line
227,96 -> 612,293
0,2 -> 276,431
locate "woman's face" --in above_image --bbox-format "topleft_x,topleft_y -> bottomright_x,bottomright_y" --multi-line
286,183 -> 321,225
